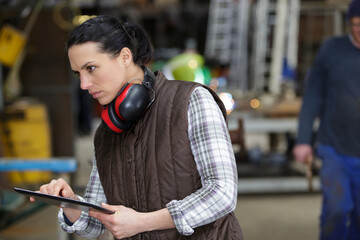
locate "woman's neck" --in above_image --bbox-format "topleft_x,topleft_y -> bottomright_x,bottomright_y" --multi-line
126,64 -> 144,84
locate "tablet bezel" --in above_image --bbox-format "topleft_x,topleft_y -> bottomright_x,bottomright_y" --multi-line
14,187 -> 115,215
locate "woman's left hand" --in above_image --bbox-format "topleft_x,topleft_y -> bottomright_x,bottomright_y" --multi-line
89,203 -> 144,239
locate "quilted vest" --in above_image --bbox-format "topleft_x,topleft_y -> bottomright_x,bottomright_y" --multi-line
94,72 -> 243,240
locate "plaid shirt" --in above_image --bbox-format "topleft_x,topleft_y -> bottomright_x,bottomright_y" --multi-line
58,86 -> 238,237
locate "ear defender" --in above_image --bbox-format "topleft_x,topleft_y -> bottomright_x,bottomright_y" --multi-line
101,66 -> 155,134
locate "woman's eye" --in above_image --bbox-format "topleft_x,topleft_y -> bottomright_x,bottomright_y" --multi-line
87,66 -> 96,72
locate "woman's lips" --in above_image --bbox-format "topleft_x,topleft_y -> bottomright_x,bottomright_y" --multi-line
90,91 -> 101,99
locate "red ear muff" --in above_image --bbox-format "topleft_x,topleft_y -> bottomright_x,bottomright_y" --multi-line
115,83 -> 151,122
101,83 -> 152,134
101,66 -> 155,134
101,104 -> 133,134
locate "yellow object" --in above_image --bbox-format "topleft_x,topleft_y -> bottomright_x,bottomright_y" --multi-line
1,99 -> 52,184
0,24 -> 27,67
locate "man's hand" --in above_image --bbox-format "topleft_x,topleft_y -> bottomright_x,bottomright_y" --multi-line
293,144 -> 313,164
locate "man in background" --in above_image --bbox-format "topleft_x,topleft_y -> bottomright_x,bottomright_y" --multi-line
293,0 -> 360,239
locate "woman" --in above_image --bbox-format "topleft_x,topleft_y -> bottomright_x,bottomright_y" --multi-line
33,15 -> 243,239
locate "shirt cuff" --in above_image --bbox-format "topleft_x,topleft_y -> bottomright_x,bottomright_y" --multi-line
58,208 -> 91,233
166,200 -> 194,236
63,212 -> 74,226
57,195 -> 90,233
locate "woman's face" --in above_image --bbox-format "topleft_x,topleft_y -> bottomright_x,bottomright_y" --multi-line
68,42 -> 127,105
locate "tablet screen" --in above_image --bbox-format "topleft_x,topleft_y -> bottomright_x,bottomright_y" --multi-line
14,187 -> 115,215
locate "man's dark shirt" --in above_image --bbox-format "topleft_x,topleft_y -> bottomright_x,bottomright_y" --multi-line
297,35 -> 360,157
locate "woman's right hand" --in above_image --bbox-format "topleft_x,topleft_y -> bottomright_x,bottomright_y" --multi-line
30,178 -> 81,223
30,178 -> 75,201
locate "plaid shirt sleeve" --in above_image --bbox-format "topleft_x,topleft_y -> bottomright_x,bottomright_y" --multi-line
166,86 -> 238,235
58,157 -> 106,238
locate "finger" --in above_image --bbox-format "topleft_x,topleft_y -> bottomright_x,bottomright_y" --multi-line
61,188 -> 74,198
89,210 -> 100,219
39,184 -> 49,194
29,190 -> 42,202
101,203 -> 120,212
50,179 -> 71,197
44,180 -> 57,195
57,179 -> 75,198
90,210 -> 112,223
52,182 -> 66,196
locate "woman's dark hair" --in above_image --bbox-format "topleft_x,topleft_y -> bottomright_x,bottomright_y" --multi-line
67,15 -> 152,65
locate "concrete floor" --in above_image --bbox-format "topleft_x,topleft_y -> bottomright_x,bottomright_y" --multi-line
0,130 -> 323,240
235,193 -> 321,240
0,194 -> 322,240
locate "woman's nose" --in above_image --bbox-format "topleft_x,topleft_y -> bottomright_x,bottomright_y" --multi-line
80,75 -> 92,90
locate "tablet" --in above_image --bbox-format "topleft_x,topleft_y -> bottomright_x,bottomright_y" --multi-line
14,187 -> 115,215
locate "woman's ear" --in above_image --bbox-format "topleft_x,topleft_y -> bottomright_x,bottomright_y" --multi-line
117,47 -> 133,67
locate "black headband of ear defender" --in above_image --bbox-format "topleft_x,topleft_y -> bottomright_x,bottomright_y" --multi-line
142,65 -> 155,90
